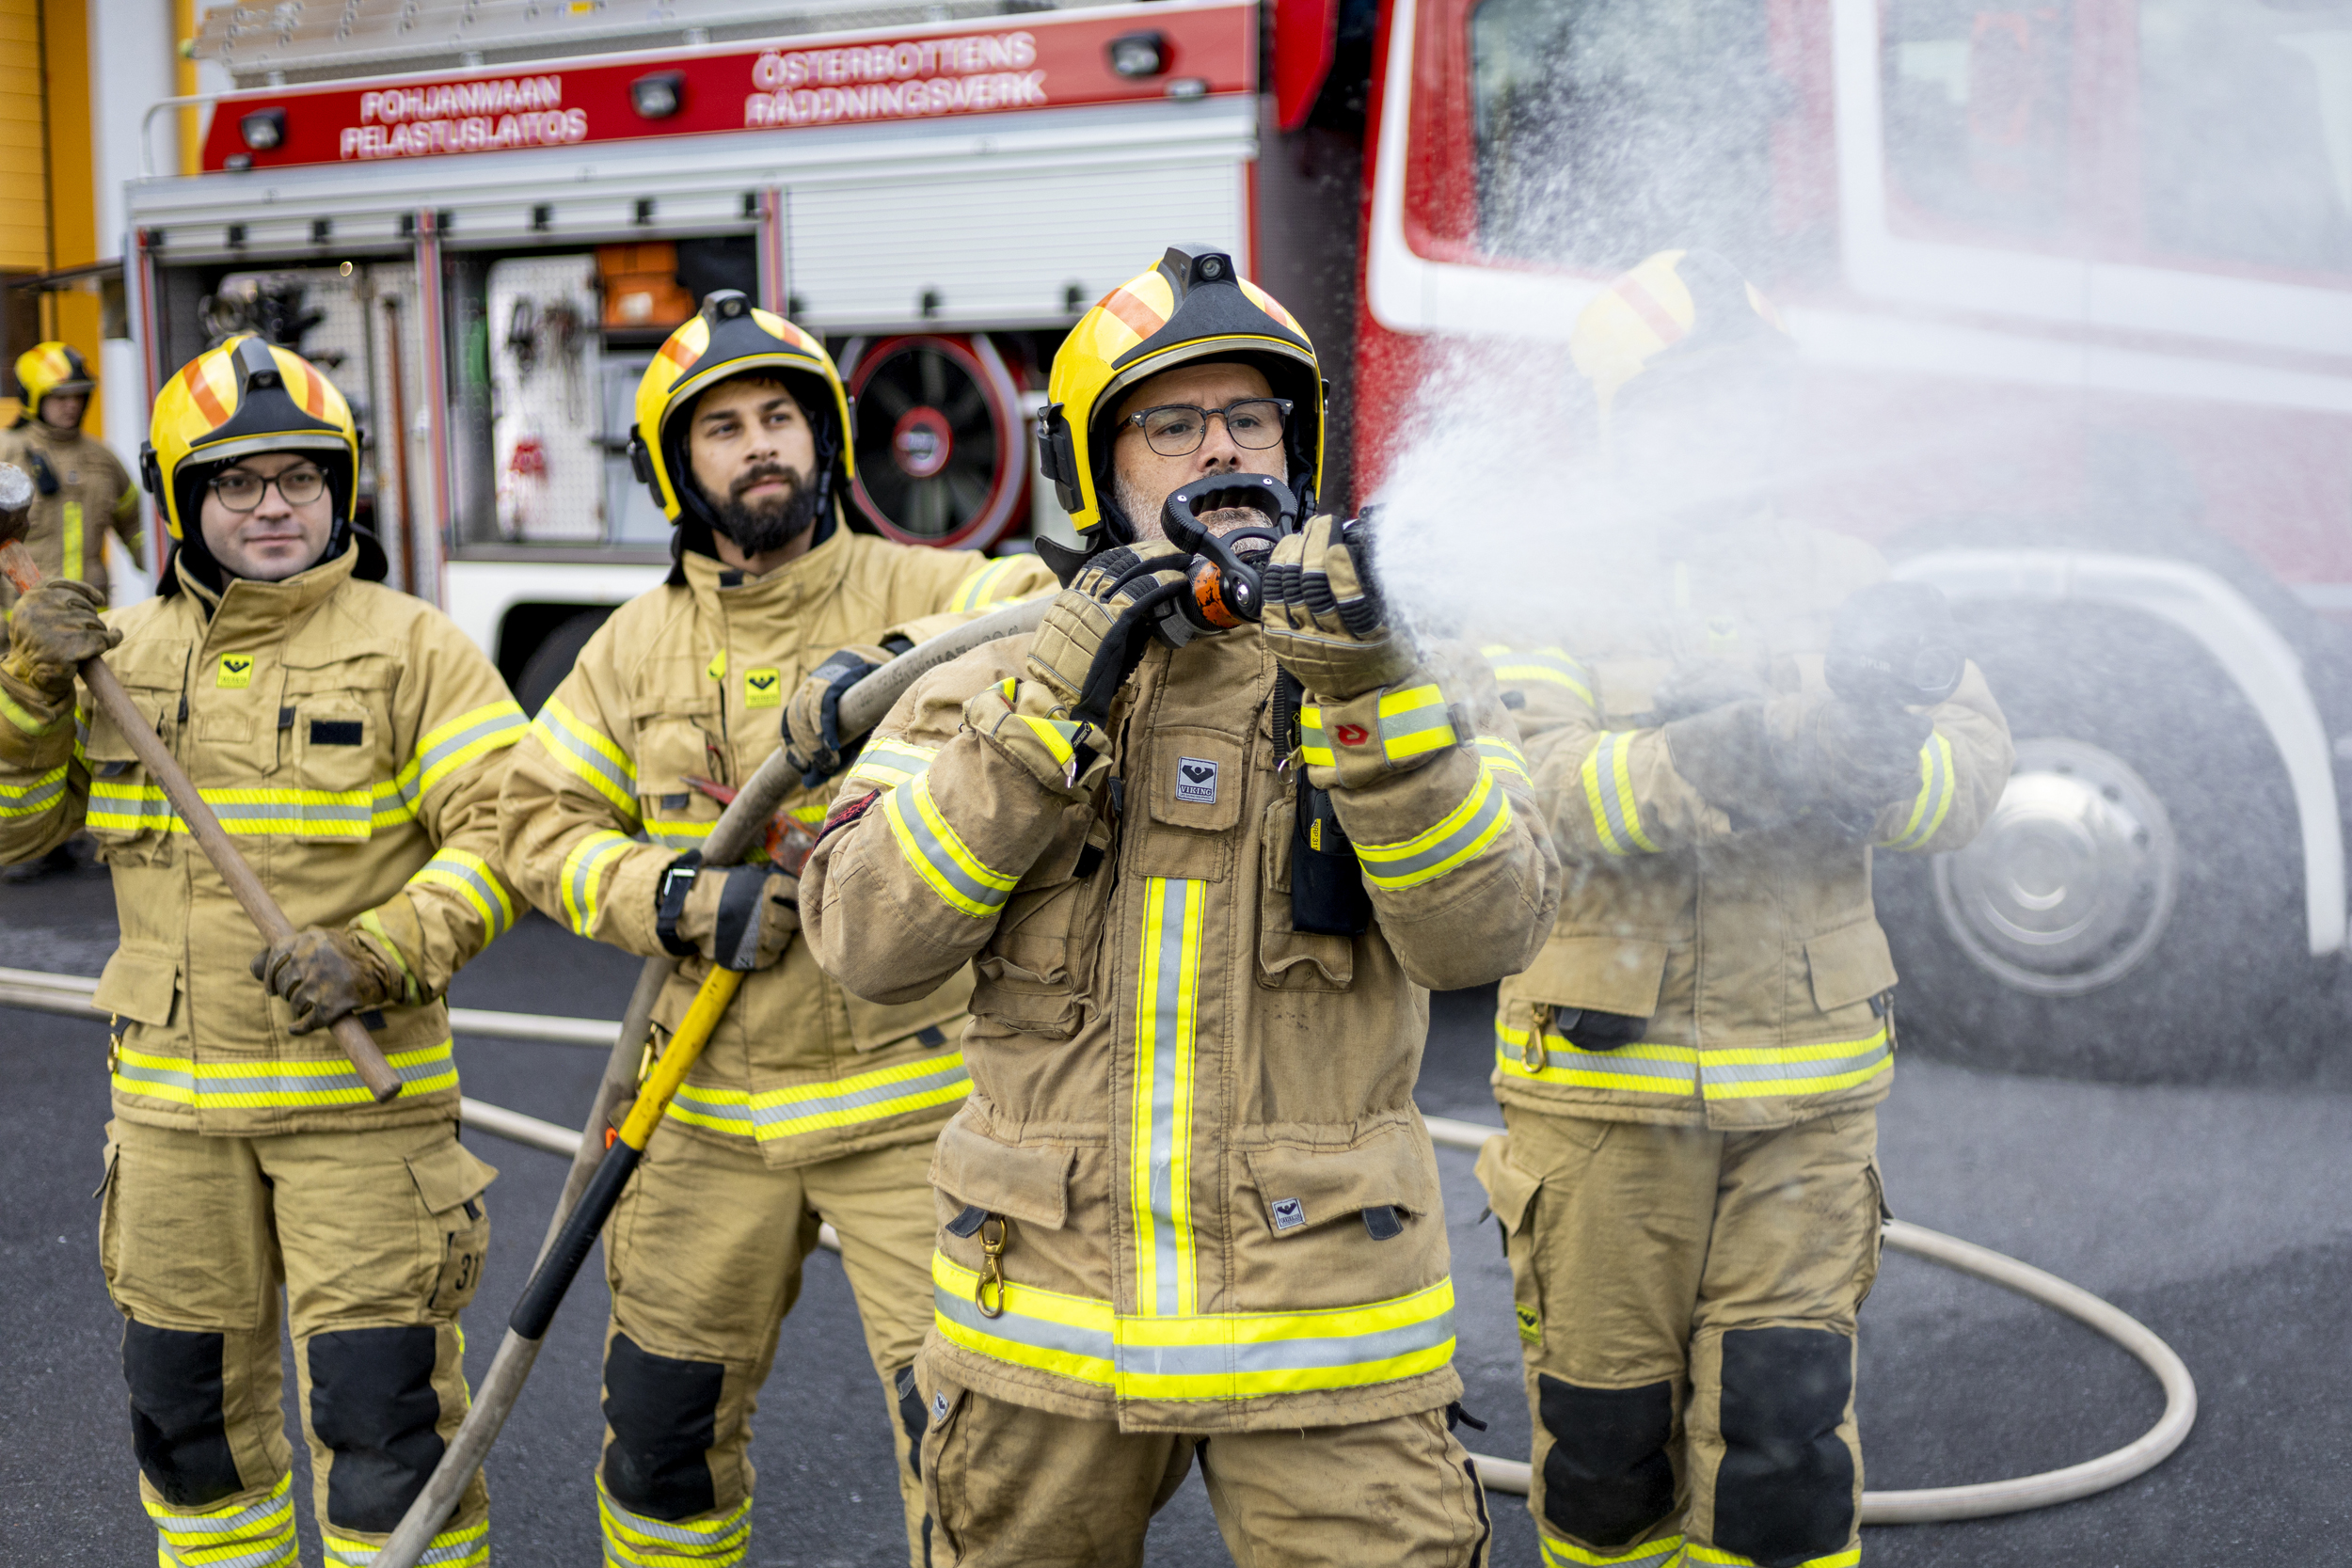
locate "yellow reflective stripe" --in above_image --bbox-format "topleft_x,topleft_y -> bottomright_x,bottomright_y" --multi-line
847,736 -> 939,791
560,829 -> 636,936
1133,876 -> 1203,1318
88,780 -> 376,838
1700,1028 -> 1891,1101
949,554 -> 1029,612
1481,643 -> 1593,705
530,696 -> 640,819
882,771 -> 1018,919
0,685 -> 64,736
408,846 -> 517,939
1494,1027 -> 1702,1096
1354,764 -> 1511,890
1580,732 -> 1661,854
1884,731 -> 1957,850
146,1472 -> 298,1567
1539,1532 -> 1685,1568
1298,705 -> 1334,768
1374,682 -> 1457,762
1473,735 -> 1529,783
598,1477 -> 751,1565
113,1040 -> 458,1109
62,499 -> 82,581
1013,714 -> 1081,770
0,762 -> 66,816
326,1520 -> 487,1567
394,699 -> 528,808
1684,1548 -> 1859,1568
932,1254 -> 1458,1401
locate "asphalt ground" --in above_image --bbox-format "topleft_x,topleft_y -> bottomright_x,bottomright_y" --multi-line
7,855 -> 2346,1563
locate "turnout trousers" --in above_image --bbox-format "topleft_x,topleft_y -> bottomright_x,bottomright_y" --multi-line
1475,1107 -> 1883,1568
914,1370 -> 1493,1568
97,1117 -> 497,1567
596,1122 -> 938,1568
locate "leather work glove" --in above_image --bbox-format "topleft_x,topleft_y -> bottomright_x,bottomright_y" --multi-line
1023,540 -> 1194,723
785,642 -> 889,788
3,578 -> 119,705
1260,514 -> 1416,701
1778,694 -> 1935,832
249,926 -> 402,1036
656,855 -> 799,972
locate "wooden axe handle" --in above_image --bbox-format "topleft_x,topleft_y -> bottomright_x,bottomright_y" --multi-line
1,539 -> 404,1101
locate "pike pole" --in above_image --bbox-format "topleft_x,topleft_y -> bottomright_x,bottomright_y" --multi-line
378,594 -> 1049,1565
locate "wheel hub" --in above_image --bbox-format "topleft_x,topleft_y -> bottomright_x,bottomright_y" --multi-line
1931,737 -> 2178,996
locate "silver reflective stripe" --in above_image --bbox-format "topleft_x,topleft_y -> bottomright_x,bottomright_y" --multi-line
889,775 -> 1014,915
668,1084 -> 757,1135
0,765 -> 65,816
752,1057 -> 970,1130
1508,1035 -> 1701,1086
1377,702 -> 1454,747
396,705 -> 528,808
1359,772 -> 1504,884
1701,1036 -> 1891,1088
597,1481 -> 752,1546
326,1521 -> 487,1565
1135,876 -> 1202,1318
1537,1531 -> 1684,1568
1116,1310 -> 1456,1379
933,1281 -> 1117,1364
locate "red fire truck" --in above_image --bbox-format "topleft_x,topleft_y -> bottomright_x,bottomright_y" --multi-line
138,0 -> 2352,1075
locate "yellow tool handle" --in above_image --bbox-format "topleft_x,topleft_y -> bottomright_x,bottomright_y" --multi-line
614,965 -> 744,1151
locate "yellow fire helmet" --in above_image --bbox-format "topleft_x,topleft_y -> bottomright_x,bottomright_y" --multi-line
1038,244 -> 1324,547
141,335 -> 359,542
1569,248 -> 1795,425
14,341 -> 94,420
628,290 -> 853,530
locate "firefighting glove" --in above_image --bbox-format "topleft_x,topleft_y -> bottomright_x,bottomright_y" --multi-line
3,578 -> 118,706
1648,657 -> 1770,723
1666,692 -> 1931,834
1023,540 -> 1194,725
1260,514 -> 1417,701
655,853 -> 799,971
249,925 -> 402,1036
785,642 -> 889,788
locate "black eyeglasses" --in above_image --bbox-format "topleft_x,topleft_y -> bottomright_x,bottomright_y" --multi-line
210,466 -> 328,512
1122,398 -> 1293,457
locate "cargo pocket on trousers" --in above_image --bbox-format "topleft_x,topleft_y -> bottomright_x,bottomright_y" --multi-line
96,1127 -> 124,1307
1857,1158 -> 1890,1309
1473,1135 -> 1548,1348
406,1137 -> 499,1315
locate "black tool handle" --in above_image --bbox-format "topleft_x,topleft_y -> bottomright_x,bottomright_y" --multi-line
510,1139 -> 641,1341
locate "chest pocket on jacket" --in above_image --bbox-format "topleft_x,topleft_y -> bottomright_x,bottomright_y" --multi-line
1134,728 -> 1244,883
633,714 -> 723,851
279,646 -> 398,832
81,641 -> 187,856
971,800 -> 1112,1039
1256,794 -> 1354,992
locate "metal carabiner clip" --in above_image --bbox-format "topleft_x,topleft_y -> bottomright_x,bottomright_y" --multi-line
1521,1006 -> 1552,1073
975,1215 -> 1011,1320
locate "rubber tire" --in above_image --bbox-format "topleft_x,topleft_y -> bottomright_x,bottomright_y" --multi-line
514,608 -> 613,718
1874,601 -> 2337,1085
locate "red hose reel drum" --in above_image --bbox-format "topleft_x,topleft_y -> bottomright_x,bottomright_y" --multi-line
842,333 -> 1027,550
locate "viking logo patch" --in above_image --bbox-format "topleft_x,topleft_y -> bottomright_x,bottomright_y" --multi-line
1515,1304 -> 1541,1344
931,1390 -> 950,1424
1175,756 -> 1218,804
217,655 -> 254,689
744,668 -> 782,707
1270,1196 -> 1306,1231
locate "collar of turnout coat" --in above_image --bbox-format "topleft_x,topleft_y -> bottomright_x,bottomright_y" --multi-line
174,538 -> 357,635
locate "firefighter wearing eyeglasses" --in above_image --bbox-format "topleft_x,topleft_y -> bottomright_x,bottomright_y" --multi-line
0,336 -> 532,1568
0,341 -> 142,612
802,245 -> 1559,1563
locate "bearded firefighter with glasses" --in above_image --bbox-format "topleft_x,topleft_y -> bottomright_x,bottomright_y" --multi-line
802,245 -> 1560,1564
0,336 -> 531,1566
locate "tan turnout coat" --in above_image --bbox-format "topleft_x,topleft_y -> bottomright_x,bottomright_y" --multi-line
0,419 -> 141,609
803,626 -> 1561,1433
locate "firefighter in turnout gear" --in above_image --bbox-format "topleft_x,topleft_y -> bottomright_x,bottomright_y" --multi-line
803,245 -> 1560,1565
1470,251 -> 2013,1568
496,291 -> 1053,1568
0,337 -> 528,1567
0,342 -> 142,612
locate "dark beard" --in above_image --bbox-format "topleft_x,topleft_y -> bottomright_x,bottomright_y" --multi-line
708,464 -> 823,556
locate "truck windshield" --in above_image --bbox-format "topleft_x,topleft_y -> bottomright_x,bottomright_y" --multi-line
1470,0 -> 1787,272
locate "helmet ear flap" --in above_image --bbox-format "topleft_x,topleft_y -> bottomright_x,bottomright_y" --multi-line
628,424 -> 654,486
138,443 -> 161,499
1037,404 -> 1082,514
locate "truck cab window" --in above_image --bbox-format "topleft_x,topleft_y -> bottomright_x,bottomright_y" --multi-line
1881,0 -> 2075,244
1469,0 -> 1787,271
2138,0 -> 2352,276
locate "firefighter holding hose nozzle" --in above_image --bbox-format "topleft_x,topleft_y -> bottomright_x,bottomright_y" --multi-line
1471,250 -> 2014,1568
802,245 -> 1560,1564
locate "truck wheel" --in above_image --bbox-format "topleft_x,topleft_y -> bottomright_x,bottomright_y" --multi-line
1874,603 -> 2334,1084
514,609 -> 612,717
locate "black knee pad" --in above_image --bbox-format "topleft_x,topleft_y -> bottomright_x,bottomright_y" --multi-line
894,1364 -> 925,1482
123,1321 -> 246,1508
308,1324 -> 445,1533
1535,1374 -> 1675,1547
602,1332 -> 724,1521
1713,1327 -> 1855,1568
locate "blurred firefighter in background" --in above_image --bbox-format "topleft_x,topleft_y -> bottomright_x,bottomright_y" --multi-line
0,335 -> 529,1568
802,245 -> 1557,1565
498,289 -> 1052,1568
1471,250 -> 2012,1568
0,343 -> 147,879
